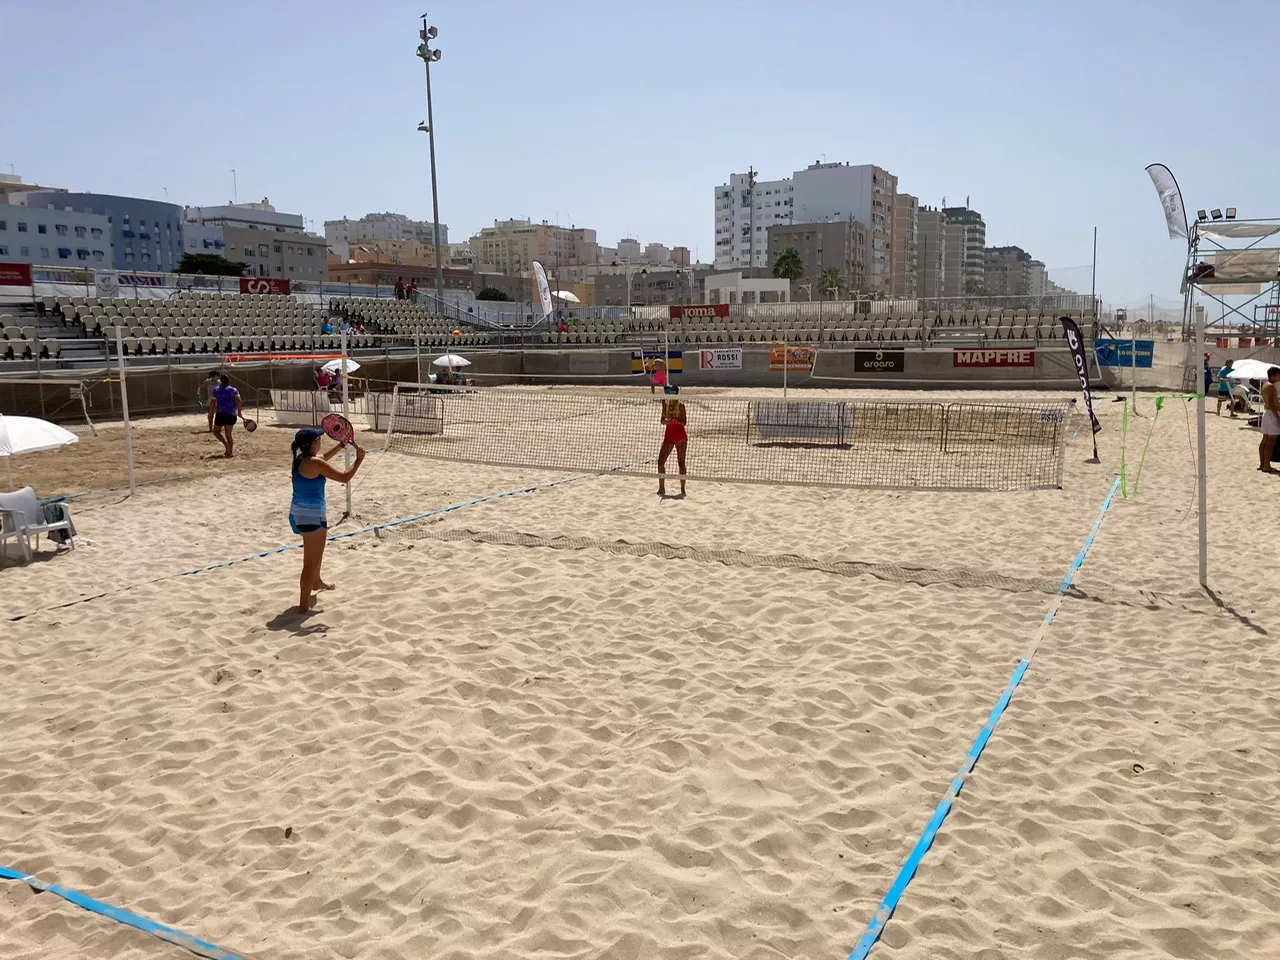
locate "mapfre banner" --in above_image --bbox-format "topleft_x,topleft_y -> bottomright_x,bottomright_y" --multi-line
240,277 -> 291,295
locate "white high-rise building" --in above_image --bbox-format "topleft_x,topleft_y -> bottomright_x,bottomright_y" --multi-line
325,212 -> 449,262
714,171 -> 793,269
713,162 -> 897,292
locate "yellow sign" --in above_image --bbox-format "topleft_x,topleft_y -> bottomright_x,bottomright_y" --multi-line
768,345 -> 816,372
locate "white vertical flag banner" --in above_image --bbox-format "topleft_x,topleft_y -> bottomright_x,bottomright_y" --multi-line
533,261 -> 553,320
1144,163 -> 1188,241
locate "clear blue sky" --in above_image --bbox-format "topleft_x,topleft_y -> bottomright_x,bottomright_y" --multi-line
4,0 -> 1278,305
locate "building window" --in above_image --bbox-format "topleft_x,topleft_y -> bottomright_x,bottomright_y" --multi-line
307,247 -> 314,256
58,249 -> 70,259
77,250 -> 88,261
53,224 -> 66,235
0,220 -> 6,231
17,222 -> 29,232
94,250 -> 105,261
19,246 -> 28,257
0,246 -> 6,256
141,252 -> 150,263
273,244 -> 281,253
125,250 -> 133,262
39,247 -> 49,258
259,244 -> 270,256
74,225 -> 87,238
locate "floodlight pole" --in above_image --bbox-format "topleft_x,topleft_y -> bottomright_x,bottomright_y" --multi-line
418,16 -> 445,309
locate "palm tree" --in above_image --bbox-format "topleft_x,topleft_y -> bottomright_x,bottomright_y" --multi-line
771,247 -> 804,283
963,277 -> 985,296
819,266 -> 844,300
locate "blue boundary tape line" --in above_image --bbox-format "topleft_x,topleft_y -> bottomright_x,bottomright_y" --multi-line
0,866 -> 242,960
846,474 -> 1122,960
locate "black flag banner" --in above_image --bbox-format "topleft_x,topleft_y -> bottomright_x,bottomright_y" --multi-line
1062,316 -> 1101,459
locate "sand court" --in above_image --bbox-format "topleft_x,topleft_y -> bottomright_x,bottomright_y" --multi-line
3,387 -> 1278,959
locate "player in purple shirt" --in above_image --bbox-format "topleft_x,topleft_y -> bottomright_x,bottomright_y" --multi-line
209,374 -> 242,458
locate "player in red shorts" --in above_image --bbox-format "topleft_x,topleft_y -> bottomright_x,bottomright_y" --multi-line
657,384 -> 687,497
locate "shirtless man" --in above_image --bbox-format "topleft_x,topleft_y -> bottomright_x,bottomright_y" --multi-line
1260,366 -> 1280,474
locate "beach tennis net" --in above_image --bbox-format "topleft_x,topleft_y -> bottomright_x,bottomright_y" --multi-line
386,383 -> 1070,491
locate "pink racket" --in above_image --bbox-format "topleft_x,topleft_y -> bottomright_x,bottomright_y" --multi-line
241,417 -> 258,433
321,413 -> 355,446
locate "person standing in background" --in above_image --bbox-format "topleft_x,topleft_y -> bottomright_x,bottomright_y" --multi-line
1259,367 -> 1280,474
199,370 -> 221,432
394,277 -> 405,300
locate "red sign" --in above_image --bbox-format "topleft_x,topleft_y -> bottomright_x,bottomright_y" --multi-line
0,263 -> 33,286
670,303 -> 729,320
240,277 -> 291,295
952,348 -> 1036,368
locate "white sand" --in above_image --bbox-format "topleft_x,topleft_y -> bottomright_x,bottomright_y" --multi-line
1,388 -> 1278,959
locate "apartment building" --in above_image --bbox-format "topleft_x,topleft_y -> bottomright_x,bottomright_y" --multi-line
940,205 -> 986,288
470,219 -> 599,274
915,207 -> 948,299
890,193 -> 918,298
983,245 -> 1049,298
713,171 -> 794,269
19,191 -> 183,272
0,205 -> 112,266
186,200 -> 327,281
766,221 -> 869,298
325,212 -> 449,261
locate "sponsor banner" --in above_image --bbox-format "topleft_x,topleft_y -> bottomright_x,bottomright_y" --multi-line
670,303 -> 730,320
240,277 -> 291,295
698,347 -> 743,370
532,261 -> 553,319
1094,338 -> 1154,368
569,352 -> 609,375
853,348 -> 905,373
631,349 -> 683,374
952,348 -> 1036,368
95,270 -> 119,298
769,345 -> 816,372
119,273 -> 166,287
0,263 -> 33,286
1061,317 -> 1101,437
33,267 -> 92,284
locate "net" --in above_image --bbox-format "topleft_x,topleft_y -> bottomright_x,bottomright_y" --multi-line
386,384 -> 1070,491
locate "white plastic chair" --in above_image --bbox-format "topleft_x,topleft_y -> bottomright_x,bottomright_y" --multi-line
0,486 -> 75,564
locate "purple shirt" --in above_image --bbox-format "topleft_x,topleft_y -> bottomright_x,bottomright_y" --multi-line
213,383 -> 240,416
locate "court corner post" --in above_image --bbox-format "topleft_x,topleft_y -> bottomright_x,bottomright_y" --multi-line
114,325 -> 137,493
341,330 -> 352,520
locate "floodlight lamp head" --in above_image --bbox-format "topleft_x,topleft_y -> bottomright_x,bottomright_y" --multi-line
1225,207 -> 1237,219
417,122 -> 430,133
1211,209 -> 1223,220
427,25 -> 438,38
1196,209 -> 1208,222
431,48 -> 442,61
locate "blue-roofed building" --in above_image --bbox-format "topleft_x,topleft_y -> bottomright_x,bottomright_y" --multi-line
15,192 -> 184,273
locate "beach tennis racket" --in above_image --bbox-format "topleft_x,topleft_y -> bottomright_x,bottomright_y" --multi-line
322,413 -> 355,447
241,417 -> 258,433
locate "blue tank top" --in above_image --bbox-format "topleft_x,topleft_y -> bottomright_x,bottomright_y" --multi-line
290,461 -> 327,525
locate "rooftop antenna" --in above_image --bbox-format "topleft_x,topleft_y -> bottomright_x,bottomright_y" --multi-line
231,168 -> 238,203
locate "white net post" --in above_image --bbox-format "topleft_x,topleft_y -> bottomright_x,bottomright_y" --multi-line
1194,293 -> 1207,587
341,330 -> 352,520
113,326 -> 137,493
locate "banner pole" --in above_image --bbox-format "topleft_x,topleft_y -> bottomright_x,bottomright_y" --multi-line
341,330 -> 352,521
114,325 -> 137,493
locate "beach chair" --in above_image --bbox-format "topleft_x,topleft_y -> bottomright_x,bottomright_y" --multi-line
0,487 -> 76,564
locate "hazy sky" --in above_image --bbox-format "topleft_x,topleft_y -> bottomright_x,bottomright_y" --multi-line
4,0 -> 1278,306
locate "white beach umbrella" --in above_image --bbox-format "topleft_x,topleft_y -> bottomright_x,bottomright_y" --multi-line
0,415 -> 79,490
1224,358 -> 1276,381
432,354 -> 471,367
321,358 -> 361,374
552,290 -> 581,303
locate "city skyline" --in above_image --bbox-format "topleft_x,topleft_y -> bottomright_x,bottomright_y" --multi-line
4,0 -> 1278,306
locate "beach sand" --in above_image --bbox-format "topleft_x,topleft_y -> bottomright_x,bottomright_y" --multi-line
2,388 -> 1277,959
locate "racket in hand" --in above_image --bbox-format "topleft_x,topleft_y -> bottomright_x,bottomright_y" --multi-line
322,413 -> 355,447
241,416 -> 258,433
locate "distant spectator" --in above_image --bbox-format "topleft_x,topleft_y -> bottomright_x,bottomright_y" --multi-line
395,277 -> 405,300
320,319 -> 334,335
314,366 -> 332,391
199,370 -> 221,433
1216,361 -> 1237,418
558,319 -> 569,333
406,279 -> 418,301
1203,353 -> 1213,393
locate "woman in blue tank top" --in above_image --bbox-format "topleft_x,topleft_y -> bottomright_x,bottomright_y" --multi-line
290,427 -> 365,613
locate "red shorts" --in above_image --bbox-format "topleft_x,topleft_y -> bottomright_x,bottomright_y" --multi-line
663,422 -> 687,445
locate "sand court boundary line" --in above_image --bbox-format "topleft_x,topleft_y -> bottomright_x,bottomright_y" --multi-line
0,866 -> 243,960
846,473 -> 1122,960
6,462 -> 643,623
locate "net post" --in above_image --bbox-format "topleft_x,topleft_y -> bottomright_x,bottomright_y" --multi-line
114,325 -> 137,493
341,330 -> 352,520
783,333 -> 789,398
1194,294 -> 1207,588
